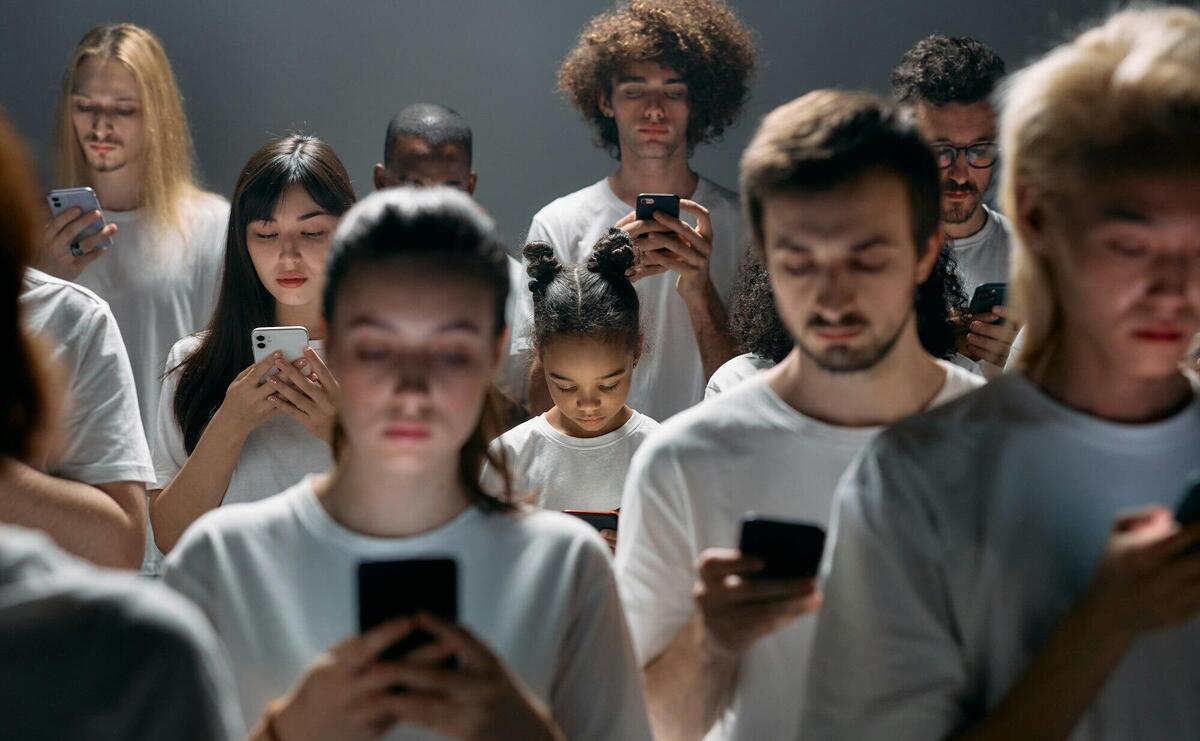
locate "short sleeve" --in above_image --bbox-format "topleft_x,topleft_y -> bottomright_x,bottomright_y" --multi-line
50,303 -> 155,486
613,441 -> 699,666
549,535 -> 654,741
800,443 -> 971,739
151,340 -> 194,490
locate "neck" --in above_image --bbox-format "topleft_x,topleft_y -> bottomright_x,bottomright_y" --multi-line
316,450 -> 471,538
767,322 -> 947,427
275,301 -> 325,340
945,204 -> 989,241
90,166 -> 143,212
1030,342 -> 1194,424
608,150 -> 698,206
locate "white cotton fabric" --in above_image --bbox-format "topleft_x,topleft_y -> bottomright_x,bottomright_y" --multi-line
704,352 -> 776,399
614,360 -> 983,741
802,373 -> 1200,740
20,268 -> 154,487
75,192 -> 229,444
162,477 -> 653,741
513,176 -> 748,422
489,410 -> 659,511
948,204 -> 1013,299
0,525 -> 244,740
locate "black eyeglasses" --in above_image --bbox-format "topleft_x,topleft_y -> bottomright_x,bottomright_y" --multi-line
933,142 -> 999,169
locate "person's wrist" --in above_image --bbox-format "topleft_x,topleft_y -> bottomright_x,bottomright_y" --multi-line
263,698 -> 292,741
677,273 -> 715,306
209,404 -> 251,446
1077,579 -> 1140,645
691,611 -> 741,665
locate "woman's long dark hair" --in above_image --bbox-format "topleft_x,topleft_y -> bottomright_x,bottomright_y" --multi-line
323,187 -> 515,512
173,135 -> 356,453
729,244 -> 969,364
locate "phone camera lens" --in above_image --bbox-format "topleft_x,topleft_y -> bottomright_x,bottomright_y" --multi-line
256,343 -> 266,349
256,335 -> 265,341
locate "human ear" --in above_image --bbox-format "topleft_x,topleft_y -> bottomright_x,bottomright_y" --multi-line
1015,183 -> 1050,255
914,226 -> 943,284
373,164 -> 390,191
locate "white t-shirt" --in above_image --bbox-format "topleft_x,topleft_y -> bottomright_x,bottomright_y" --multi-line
147,333 -> 333,572
75,192 -> 229,443
704,352 -> 776,399
513,176 -> 747,422
802,373 -> 1200,740
488,410 -> 659,511
162,477 -> 653,740
0,525 -> 243,740
948,204 -> 1013,299
19,268 -> 154,487
614,360 -> 983,741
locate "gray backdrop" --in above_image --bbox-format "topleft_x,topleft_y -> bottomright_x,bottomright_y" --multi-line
1,0 -> 1109,248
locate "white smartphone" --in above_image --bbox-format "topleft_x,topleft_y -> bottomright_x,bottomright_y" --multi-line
47,187 -> 114,254
252,326 -> 310,384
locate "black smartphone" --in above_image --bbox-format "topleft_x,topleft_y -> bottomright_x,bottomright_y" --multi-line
635,193 -> 680,221
969,282 -> 1007,323
357,558 -> 458,663
739,514 -> 826,580
564,509 -> 619,532
1175,472 -> 1200,555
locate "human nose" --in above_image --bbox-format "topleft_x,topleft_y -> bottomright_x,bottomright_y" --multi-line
391,355 -> 432,396
576,388 -> 601,410
643,95 -> 666,122
947,149 -> 970,183
1147,251 -> 1190,306
813,264 -> 855,316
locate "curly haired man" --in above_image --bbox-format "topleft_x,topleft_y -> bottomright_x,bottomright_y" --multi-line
511,0 -> 758,423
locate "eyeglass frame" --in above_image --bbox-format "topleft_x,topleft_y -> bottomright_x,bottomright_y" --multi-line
932,142 -> 999,170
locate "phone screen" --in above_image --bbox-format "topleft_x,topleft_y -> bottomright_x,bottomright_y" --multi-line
635,193 -> 681,221
739,515 -> 826,580
357,558 -> 458,663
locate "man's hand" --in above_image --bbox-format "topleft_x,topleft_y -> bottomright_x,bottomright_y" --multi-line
614,199 -> 714,294
959,304 -> 1019,367
694,548 -> 822,655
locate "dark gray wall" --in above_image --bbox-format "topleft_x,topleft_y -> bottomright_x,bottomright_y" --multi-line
1,0 -> 1109,248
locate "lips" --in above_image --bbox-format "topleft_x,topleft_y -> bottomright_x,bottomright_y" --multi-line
812,326 -> 865,341
1133,326 -> 1185,342
638,127 -> 669,136
89,143 -> 116,153
276,276 -> 307,288
383,422 -> 430,440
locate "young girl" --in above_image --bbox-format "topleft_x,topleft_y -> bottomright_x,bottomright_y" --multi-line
149,135 -> 355,556
162,187 -> 652,740
490,230 -> 657,531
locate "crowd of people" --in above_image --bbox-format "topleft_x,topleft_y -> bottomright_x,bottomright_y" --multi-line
2,1 -> 1199,739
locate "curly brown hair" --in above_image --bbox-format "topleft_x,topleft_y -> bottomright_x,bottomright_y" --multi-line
558,0 -> 757,158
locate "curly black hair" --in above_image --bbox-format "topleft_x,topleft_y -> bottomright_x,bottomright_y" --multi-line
891,35 -> 1006,106
730,245 -> 969,364
524,228 -> 643,355
557,0 -> 757,158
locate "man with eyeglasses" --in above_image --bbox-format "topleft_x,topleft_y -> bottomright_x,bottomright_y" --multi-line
893,35 -> 1018,371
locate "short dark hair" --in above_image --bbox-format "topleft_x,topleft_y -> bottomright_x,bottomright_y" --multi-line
740,90 -> 941,256
557,0 -> 757,158
324,187 -> 514,513
383,103 -> 473,166
523,228 -> 642,355
891,35 -> 1006,106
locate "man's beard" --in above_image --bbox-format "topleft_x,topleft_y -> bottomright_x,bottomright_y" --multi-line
941,182 -> 982,225
795,311 -> 909,374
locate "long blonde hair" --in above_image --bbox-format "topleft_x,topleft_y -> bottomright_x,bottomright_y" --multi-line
1001,6 -> 1200,371
53,23 -> 199,235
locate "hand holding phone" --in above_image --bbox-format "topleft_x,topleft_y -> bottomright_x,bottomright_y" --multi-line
635,193 -> 681,221
252,326 -> 309,385
563,509 -> 619,533
968,283 -> 1007,324
358,558 -> 458,666
41,187 -> 117,279
1175,471 -> 1200,556
739,514 -> 827,579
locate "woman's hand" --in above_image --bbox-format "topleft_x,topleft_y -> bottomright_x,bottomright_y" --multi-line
39,207 -> 117,280
210,353 -> 283,441
267,618 -> 427,741
380,613 -> 565,741
264,346 -> 340,445
1084,507 -> 1200,638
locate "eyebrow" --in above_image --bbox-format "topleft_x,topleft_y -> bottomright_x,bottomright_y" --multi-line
255,210 -> 333,224
850,238 -> 893,252
932,137 -> 995,146
615,76 -> 687,85
1099,206 -> 1152,224
71,92 -> 140,102
549,368 -> 627,382
345,316 -> 483,334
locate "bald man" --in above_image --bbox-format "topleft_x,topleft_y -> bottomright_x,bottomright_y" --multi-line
373,103 -> 477,194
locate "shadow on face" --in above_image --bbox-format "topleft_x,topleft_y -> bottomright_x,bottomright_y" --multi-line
375,136 -> 475,194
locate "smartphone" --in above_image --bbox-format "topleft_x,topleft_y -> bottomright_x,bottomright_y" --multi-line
564,509 -> 619,532
739,514 -> 826,580
635,193 -> 681,221
1175,472 -> 1200,555
47,187 -> 113,254
969,282 -> 1007,323
357,558 -> 458,664
251,326 -> 309,384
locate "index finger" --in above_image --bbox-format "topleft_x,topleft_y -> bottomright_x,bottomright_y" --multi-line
698,548 -> 764,583
412,613 -> 493,670
302,346 -> 334,385
679,199 -> 713,240
45,206 -> 83,235
353,617 -> 418,667
614,210 -> 637,228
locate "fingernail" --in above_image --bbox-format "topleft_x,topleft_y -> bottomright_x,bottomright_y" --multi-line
294,359 -> 307,368
274,351 -> 283,358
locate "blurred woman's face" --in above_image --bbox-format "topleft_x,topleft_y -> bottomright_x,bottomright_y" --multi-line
1045,170 -> 1200,382
326,257 -> 503,473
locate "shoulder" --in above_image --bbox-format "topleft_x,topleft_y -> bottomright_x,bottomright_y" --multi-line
708,353 -> 773,394
494,415 -> 544,449
184,190 -> 232,223
696,175 -> 740,209
934,359 -> 987,402
626,411 -> 660,438
166,331 -> 209,366
489,506 -> 613,567
636,379 -> 770,466
21,268 -> 112,322
528,179 -> 613,242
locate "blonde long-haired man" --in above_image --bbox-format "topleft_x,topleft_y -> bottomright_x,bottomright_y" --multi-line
803,7 -> 1200,739
41,24 -> 228,445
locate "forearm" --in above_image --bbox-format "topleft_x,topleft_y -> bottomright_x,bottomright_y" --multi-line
643,613 -> 740,741
527,355 -> 553,416
151,419 -> 245,553
681,280 -> 737,380
953,592 -> 1132,741
0,458 -> 145,568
